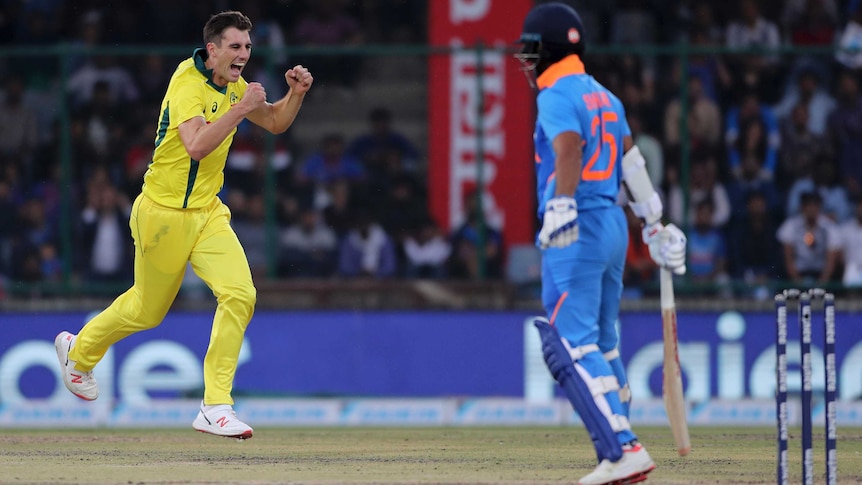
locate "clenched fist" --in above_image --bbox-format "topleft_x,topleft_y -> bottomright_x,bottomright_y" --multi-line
237,82 -> 266,115
286,65 -> 313,94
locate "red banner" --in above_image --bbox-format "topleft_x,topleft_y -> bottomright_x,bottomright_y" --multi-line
428,0 -> 534,247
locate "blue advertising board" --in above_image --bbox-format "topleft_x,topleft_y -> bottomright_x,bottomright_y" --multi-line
1,310 -> 860,404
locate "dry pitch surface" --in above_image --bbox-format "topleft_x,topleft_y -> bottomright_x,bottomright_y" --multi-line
0,427 -> 860,484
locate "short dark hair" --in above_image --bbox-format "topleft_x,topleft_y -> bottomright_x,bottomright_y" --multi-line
203,11 -> 252,45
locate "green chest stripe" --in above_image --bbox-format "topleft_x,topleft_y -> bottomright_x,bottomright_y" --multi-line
183,158 -> 200,208
155,103 -> 169,148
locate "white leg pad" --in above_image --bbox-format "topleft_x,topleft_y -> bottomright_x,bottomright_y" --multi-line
574,363 -> 632,433
562,340 -> 600,361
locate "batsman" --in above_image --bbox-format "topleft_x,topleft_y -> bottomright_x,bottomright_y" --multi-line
515,3 -> 687,484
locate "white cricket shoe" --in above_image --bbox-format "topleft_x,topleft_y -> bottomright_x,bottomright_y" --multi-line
54,331 -> 99,401
192,402 -> 253,439
578,442 -> 656,485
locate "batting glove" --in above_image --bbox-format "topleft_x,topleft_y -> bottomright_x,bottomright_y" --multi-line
538,197 -> 579,249
643,222 -> 687,275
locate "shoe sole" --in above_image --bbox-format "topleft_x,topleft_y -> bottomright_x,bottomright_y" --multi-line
194,428 -> 253,440
608,464 -> 656,485
54,332 -> 98,401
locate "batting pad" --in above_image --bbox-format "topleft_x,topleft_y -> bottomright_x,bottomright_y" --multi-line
534,318 -> 623,463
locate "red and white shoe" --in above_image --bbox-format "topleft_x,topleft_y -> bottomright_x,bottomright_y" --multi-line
54,332 -> 99,401
192,402 -> 253,439
578,442 -> 656,485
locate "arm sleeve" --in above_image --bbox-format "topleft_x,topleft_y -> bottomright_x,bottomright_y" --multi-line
776,219 -> 795,245
537,87 -> 582,142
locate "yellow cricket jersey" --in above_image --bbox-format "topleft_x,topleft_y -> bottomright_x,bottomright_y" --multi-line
142,48 -> 248,209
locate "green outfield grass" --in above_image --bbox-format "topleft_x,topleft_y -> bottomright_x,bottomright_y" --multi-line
0,426 -> 859,484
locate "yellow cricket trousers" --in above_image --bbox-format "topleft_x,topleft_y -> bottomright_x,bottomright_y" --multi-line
69,193 -> 256,405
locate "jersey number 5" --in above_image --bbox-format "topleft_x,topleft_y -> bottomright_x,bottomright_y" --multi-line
582,111 -> 618,181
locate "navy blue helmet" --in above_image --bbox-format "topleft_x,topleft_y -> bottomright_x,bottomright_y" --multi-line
515,2 -> 585,81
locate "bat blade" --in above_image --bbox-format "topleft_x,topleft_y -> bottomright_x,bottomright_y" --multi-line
660,268 -> 691,456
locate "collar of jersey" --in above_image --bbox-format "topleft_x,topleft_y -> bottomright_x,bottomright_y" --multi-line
193,48 -> 227,95
537,55 -> 586,90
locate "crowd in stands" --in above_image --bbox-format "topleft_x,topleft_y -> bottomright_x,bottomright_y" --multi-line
0,0 -> 861,299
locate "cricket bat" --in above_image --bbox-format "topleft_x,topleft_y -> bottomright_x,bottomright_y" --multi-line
660,267 -> 691,456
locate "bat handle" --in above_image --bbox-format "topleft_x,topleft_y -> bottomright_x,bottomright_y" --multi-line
660,267 -> 675,310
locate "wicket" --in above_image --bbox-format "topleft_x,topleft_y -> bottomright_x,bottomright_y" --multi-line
775,288 -> 837,485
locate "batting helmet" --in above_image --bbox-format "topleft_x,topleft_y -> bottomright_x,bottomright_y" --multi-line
515,2 -> 585,78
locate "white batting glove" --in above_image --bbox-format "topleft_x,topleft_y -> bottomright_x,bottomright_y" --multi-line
643,222 -> 687,275
538,197 -> 579,249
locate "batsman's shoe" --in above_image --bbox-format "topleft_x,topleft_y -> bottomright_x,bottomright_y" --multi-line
578,442 -> 655,485
192,402 -> 253,439
54,331 -> 99,401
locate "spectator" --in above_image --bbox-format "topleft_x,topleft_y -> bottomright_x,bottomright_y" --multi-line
133,54 -> 173,106
667,156 -> 731,229
337,209 -> 397,278
782,0 -> 837,45
239,0 -> 290,101
663,76 -> 722,153
122,124 -> 156,201
617,81 -> 656,135
729,191 -> 780,298
321,178 -> 354,240
623,205 -> 657,290
28,162 -> 63,227
0,75 -> 39,171
786,159 -> 851,223
224,123 -> 265,196
774,69 -> 836,136
280,204 -> 338,278
685,28 -> 733,105
827,71 -> 862,199
296,133 -> 365,187
0,177 -> 17,276
727,151 -> 782,221
686,199 -> 730,295
9,238 -> 42,283
628,109 -> 663,190
39,242 -> 62,283
838,197 -> 862,287
734,117 -> 771,179
836,5 -> 862,71
689,2 -> 725,44
347,107 -> 421,174
726,90 -> 780,179
610,0 -> 656,45
725,0 -> 784,102
377,173 -> 427,243
293,0 -> 363,95
448,191 -> 504,280
725,0 -> 781,65
66,54 -> 140,108
231,194 -> 270,279
20,197 -> 54,249
777,191 -> 841,284
777,103 -> 831,192
74,80 -> 128,183
402,216 -> 451,279
79,180 -> 132,284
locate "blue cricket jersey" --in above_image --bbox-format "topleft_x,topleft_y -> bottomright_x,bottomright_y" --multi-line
534,55 -> 630,219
